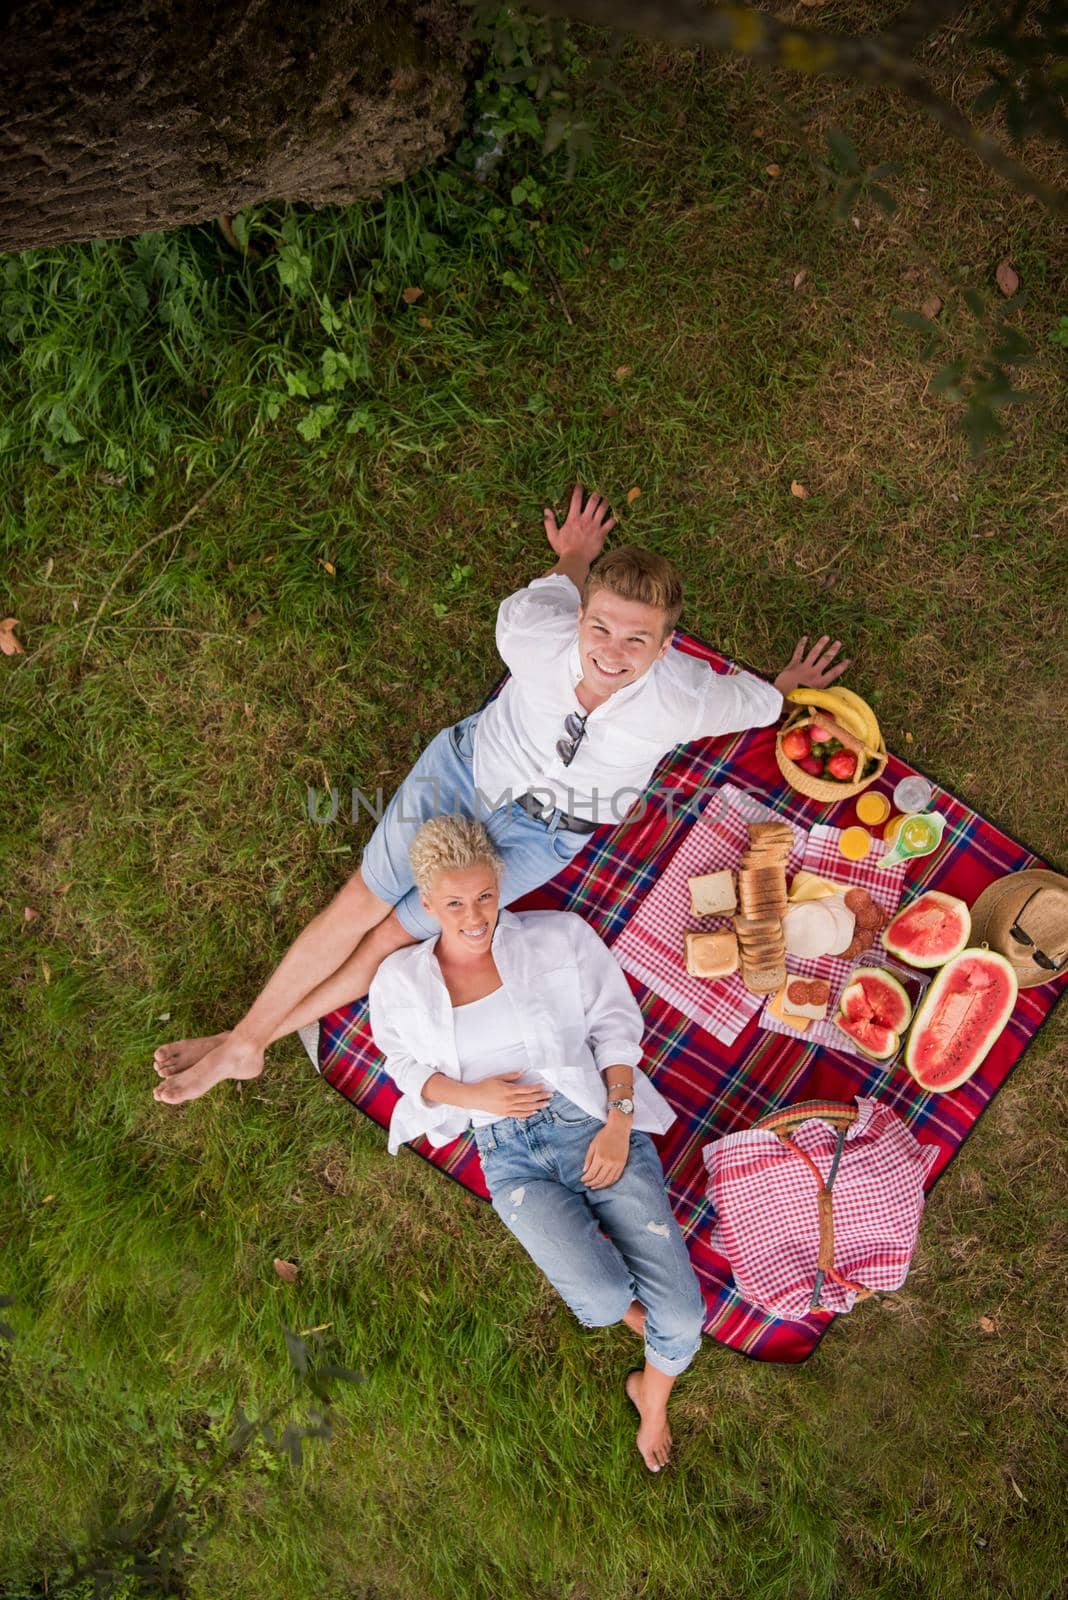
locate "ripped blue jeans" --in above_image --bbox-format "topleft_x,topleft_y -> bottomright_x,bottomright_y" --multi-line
474,1091 -> 706,1376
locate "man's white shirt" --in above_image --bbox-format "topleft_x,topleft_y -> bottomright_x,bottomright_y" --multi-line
472,573 -> 783,824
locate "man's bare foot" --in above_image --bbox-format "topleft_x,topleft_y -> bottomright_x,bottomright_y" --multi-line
621,1301 -> 647,1338
625,1370 -> 672,1473
153,1031 -> 230,1077
153,1034 -> 264,1106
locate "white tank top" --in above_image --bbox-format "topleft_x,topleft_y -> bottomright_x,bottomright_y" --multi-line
452,984 -> 546,1128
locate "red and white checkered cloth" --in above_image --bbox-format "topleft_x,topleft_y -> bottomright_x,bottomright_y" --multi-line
759,824 -> 915,1054
702,1097 -> 938,1317
613,784 -> 806,1045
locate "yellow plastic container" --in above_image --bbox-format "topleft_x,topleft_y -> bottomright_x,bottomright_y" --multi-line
838,826 -> 872,862
883,814 -> 904,848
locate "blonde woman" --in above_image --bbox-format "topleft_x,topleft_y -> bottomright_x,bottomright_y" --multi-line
368,814 -> 707,1474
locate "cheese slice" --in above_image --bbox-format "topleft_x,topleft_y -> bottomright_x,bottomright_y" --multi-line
788,871 -> 839,904
766,984 -> 812,1032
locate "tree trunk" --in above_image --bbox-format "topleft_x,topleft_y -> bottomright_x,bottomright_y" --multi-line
0,0 -> 470,254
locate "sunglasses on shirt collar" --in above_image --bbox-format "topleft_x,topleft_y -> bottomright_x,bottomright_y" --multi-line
556,711 -> 589,767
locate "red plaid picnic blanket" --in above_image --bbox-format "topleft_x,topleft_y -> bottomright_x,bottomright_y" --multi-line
702,1097 -> 939,1318
318,634 -> 1066,1363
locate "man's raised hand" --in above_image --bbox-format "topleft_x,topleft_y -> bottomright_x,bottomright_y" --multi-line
773,634 -> 852,697
544,483 -> 616,567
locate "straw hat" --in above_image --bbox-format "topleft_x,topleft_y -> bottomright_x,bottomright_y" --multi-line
968,869 -> 1068,989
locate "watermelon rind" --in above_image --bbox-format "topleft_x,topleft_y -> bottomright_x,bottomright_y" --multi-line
904,948 -> 1018,1093
850,967 -> 913,1031
884,890 -> 971,968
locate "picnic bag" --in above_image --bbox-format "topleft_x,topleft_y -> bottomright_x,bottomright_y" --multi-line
701,1097 -> 939,1319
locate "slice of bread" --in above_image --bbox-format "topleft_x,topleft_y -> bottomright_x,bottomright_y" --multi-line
685,929 -> 739,978
741,960 -> 788,995
688,870 -> 737,917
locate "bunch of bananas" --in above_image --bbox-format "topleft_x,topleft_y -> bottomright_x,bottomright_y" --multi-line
786,686 -> 882,755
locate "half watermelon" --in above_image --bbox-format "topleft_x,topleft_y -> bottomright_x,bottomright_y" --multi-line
905,948 -> 1017,1093
883,890 -> 971,968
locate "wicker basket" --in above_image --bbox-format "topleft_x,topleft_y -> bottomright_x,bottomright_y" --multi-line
775,706 -> 887,803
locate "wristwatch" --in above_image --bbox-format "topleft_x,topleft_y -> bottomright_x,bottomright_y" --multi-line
607,1096 -> 635,1116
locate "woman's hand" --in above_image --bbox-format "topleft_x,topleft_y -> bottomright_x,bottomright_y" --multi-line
473,1072 -> 554,1119
581,1122 -> 631,1189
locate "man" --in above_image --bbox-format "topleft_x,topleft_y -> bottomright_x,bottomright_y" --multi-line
154,485 -> 849,1105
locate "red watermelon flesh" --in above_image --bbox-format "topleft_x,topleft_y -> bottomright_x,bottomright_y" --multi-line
883,890 -> 970,968
834,968 -> 911,1060
905,948 -> 1017,1092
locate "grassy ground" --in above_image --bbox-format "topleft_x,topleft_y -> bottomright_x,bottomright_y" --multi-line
2,21 -> 1067,1600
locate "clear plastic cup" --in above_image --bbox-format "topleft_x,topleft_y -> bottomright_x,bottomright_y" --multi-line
892,775 -> 934,814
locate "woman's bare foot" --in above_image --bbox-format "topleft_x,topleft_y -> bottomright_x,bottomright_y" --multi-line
153,1031 -> 231,1077
621,1301 -> 647,1338
153,1034 -> 264,1106
625,1370 -> 672,1473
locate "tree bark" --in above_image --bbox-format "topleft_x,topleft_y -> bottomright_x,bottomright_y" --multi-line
0,0 -> 471,254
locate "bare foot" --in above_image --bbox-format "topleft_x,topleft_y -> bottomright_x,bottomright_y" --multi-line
621,1300 -> 647,1338
153,1031 -> 230,1077
153,1034 -> 264,1105
625,1370 -> 672,1474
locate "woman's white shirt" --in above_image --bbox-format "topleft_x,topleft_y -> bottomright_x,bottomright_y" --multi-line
451,984 -> 542,1129
368,907 -> 676,1155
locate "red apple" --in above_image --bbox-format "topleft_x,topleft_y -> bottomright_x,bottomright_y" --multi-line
782,728 -> 811,762
798,755 -> 824,776
810,721 -> 835,744
827,749 -> 857,780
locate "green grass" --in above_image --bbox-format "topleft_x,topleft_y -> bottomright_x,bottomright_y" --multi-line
2,27 -> 1067,1600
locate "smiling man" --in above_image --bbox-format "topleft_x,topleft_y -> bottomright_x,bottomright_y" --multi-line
153,485 -> 849,1105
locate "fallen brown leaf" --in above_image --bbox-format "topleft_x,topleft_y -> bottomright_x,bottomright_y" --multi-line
317,559 -> 336,576
417,315 -> 434,329
42,557 -> 54,581
41,961 -> 51,984
978,1314 -> 997,1334
904,732 -> 914,743
995,259 -> 1020,297
273,1258 -> 298,1284
921,295 -> 943,319
626,487 -> 642,505
23,906 -> 39,922
790,481 -> 809,499
792,270 -> 807,291
57,880 -> 74,896
0,618 -> 25,656
766,163 -> 782,178
601,403 -> 621,419
401,286 -> 423,304
614,365 -> 632,380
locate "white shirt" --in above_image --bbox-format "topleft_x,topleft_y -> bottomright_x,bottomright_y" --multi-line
368,907 -> 677,1155
451,984 -> 544,1129
472,573 -> 783,824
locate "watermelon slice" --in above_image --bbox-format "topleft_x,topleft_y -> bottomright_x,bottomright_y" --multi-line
905,948 -> 1017,1092
883,890 -> 971,968
834,967 -> 913,1060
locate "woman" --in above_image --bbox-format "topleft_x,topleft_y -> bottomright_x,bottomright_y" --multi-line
368,814 -> 706,1474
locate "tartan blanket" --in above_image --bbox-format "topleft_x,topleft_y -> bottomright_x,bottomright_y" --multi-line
318,634 -> 1066,1363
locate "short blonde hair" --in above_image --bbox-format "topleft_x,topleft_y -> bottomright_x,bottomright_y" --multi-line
581,545 -> 683,636
409,814 -> 503,899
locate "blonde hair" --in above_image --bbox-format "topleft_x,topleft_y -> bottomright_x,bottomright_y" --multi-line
409,814 -> 503,899
581,545 -> 683,636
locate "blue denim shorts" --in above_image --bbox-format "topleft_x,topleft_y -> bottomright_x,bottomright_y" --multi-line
360,712 -> 591,939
